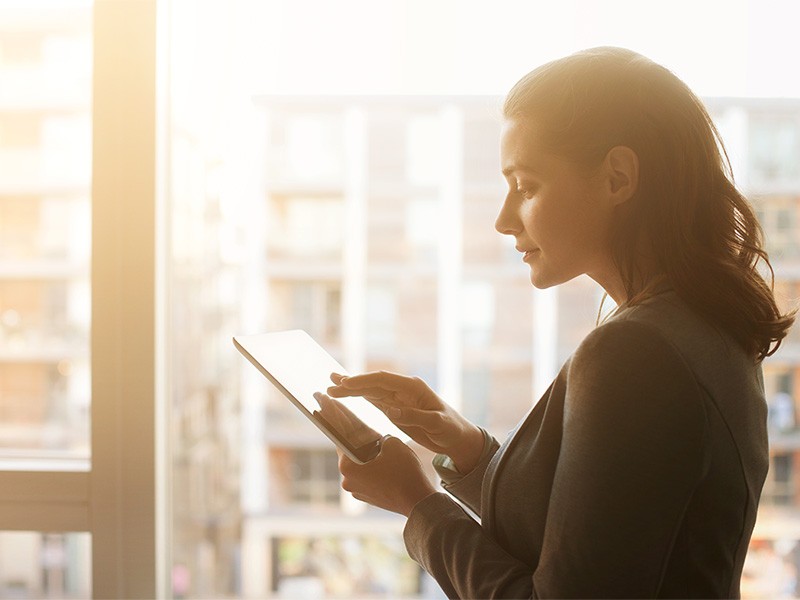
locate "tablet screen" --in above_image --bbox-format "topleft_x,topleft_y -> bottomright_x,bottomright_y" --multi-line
233,330 -> 407,462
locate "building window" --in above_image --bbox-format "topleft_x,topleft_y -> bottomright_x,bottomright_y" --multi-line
751,195 -> 800,260
405,196 -> 438,260
0,532 -> 90,598
764,452 -> 795,506
269,114 -> 344,184
750,116 -> 800,183
267,195 -> 345,260
462,367 -> 490,427
0,113 -> 41,148
269,280 -> 341,345
366,284 -> 396,352
461,281 -> 495,348
0,32 -> 43,65
405,113 -> 442,188
285,449 -> 340,506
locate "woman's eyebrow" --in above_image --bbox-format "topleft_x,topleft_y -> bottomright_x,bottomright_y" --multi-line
501,163 -> 540,177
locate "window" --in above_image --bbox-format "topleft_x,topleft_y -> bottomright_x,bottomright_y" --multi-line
752,195 -> 800,260
268,113 -> 344,184
4,2 -> 797,598
0,3 -> 91,458
461,281 -> 495,347
405,196 -> 439,259
95,16 -> 800,598
750,115 -> 800,184
0,32 -> 43,65
281,449 -> 340,506
365,284 -> 396,351
763,452 -> 795,506
0,532 -> 90,597
406,114 -> 443,187
0,3 -> 165,598
269,280 -> 342,346
267,195 -> 345,260
0,113 -> 41,148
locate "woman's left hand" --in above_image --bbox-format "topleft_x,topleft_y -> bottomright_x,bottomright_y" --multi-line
338,435 -> 438,517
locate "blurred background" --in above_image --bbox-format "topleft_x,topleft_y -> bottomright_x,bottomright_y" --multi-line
0,0 -> 798,597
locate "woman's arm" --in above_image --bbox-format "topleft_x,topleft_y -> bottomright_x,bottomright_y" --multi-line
403,321 -> 708,599
433,428 -> 500,515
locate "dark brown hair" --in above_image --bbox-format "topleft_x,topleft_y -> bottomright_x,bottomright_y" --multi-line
504,46 -> 795,360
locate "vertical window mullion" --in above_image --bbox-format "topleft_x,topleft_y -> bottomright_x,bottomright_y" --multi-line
91,1 -> 163,598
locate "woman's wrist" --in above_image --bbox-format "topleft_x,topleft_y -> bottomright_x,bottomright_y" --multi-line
447,423 -> 485,474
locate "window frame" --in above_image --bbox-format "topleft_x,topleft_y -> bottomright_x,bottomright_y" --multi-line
0,1 -> 167,598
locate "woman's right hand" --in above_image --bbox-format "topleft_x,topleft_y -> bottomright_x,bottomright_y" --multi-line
327,370 -> 485,474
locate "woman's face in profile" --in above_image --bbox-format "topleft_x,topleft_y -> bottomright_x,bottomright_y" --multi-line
496,118 -> 617,290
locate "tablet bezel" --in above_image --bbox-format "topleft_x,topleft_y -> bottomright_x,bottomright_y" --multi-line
233,332 -> 383,464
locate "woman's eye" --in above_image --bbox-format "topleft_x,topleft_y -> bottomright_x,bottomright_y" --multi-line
517,187 -> 535,199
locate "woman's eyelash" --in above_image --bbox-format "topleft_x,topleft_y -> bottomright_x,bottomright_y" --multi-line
516,186 -> 535,198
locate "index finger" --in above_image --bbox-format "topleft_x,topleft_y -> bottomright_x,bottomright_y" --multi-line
330,370 -> 418,392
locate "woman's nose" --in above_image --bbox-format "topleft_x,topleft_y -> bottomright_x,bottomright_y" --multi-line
495,198 -> 519,236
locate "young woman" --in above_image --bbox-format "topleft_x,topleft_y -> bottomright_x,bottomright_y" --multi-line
323,47 -> 796,598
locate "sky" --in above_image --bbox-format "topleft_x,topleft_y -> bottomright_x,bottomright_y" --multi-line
228,0 -> 800,98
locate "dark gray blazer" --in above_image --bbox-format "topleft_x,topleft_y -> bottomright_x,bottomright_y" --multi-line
404,290 -> 769,599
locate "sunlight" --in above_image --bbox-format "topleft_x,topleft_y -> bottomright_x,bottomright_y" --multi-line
234,0 -> 800,98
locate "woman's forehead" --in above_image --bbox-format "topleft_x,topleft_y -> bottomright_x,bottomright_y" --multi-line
500,120 -> 551,176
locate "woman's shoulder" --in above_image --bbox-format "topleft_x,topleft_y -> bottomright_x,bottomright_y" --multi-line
571,308 -> 693,382
606,290 -> 749,365
565,302 -> 708,430
573,290 -> 761,404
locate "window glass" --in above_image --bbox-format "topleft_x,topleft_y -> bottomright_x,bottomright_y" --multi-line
267,195 -> 344,261
0,1 -> 91,458
365,285 -> 396,352
461,281 -> 494,347
406,114 -> 442,187
765,453 -> 794,506
753,195 -> 800,260
0,532 -> 90,598
273,535 -> 420,598
405,196 -> 439,259
283,449 -> 340,505
750,115 -> 800,183
165,3 -> 800,598
284,115 -> 344,183
269,280 -> 342,346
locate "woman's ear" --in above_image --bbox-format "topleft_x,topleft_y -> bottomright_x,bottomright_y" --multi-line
605,145 -> 639,205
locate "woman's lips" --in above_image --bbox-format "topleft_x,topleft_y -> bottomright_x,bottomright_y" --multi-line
523,249 -> 540,261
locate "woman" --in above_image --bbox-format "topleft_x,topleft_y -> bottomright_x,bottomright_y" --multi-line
323,47 -> 796,598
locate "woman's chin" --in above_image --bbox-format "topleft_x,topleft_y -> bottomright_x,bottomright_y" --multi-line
528,268 -> 569,291
529,273 -> 555,290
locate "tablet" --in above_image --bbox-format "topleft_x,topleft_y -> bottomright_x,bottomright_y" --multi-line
233,330 -> 405,464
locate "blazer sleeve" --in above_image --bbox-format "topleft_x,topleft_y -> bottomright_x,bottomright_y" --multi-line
434,428 -> 500,515
403,320 -> 709,599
